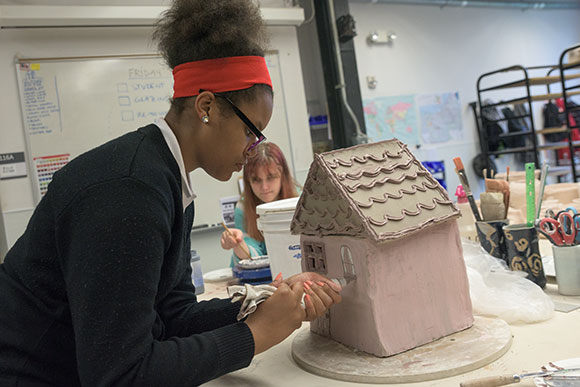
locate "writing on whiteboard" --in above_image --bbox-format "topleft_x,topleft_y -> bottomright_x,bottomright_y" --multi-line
116,67 -> 172,123
22,70 -> 62,136
128,67 -> 165,80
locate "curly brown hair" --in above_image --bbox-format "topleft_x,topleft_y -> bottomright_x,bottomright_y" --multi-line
152,0 -> 271,112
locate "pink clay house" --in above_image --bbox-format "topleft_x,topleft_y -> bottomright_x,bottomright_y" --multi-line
290,139 -> 474,357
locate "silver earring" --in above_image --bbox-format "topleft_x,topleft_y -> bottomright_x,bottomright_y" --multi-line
201,115 -> 209,124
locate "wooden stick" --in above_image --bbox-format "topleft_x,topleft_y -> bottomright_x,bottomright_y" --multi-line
221,222 -> 251,259
483,168 -> 488,192
460,374 -> 519,387
506,166 -> 510,182
536,164 -> 549,220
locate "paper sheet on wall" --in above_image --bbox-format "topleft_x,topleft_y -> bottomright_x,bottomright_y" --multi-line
0,152 -> 27,180
363,95 -> 419,147
417,92 -> 463,144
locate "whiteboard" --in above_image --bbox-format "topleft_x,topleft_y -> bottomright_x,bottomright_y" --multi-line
15,52 -> 293,228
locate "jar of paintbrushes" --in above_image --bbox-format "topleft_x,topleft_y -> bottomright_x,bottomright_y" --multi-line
452,160 -> 511,264
502,163 -> 547,289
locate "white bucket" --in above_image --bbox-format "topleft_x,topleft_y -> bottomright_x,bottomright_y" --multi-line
257,197 -> 302,279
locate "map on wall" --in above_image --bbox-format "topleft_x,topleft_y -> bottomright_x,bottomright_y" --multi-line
363,95 -> 419,147
417,92 -> 463,144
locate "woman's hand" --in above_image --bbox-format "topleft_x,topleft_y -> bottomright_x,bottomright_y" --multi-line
273,272 -> 343,322
220,228 -> 243,250
244,282 -> 305,355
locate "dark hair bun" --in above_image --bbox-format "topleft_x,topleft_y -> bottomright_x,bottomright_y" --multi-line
153,0 -> 269,69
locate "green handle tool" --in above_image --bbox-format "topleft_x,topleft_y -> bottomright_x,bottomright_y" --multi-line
525,163 -> 535,227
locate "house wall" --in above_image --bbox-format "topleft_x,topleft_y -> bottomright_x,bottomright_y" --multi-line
301,220 -> 473,357
300,234 -> 383,349
366,219 -> 473,357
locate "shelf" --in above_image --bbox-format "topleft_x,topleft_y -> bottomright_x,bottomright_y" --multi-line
483,90 -> 580,108
565,104 -> 580,112
538,141 -> 580,151
483,113 -> 530,123
562,60 -> 580,70
499,130 -> 532,139
489,146 -> 534,155
525,90 -> 580,102
480,73 -> 580,91
499,126 -> 573,138
548,165 -> 575,177
488,141 -> 580,155
564,84 -> 580,92
537,126 -> 568,135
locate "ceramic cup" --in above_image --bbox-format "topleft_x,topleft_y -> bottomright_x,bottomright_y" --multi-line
503,223 -> 546,288
475,219 -> 509,264
552,244 -> 580,296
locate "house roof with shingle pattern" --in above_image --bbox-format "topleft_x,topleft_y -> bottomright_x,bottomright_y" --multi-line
290,139 -> 459,242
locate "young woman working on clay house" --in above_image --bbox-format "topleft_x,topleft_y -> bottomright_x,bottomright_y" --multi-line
220,142 -> 299,267
0,1 -> 341,386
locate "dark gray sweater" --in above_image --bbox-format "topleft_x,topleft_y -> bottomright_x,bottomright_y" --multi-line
0,124 -> 254,386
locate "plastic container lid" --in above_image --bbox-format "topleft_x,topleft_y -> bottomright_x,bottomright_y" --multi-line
256,197 -> 300,231
256,197 -> 300,216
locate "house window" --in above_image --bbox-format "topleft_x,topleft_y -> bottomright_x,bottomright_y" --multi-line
340,245 -> 356,278
303,241 -> 327,274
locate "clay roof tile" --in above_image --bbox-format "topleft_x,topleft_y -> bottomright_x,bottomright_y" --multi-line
290,139 -> 459,242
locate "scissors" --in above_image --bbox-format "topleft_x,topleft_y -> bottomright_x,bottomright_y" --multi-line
556,207 -> 579,231
544,208 -> 556,219
538,214 -> 578,246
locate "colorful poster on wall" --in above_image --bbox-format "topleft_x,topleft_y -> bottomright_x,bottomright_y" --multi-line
363,95 -> 419,147
417,92 -> 463,144
33,154 -> 70,198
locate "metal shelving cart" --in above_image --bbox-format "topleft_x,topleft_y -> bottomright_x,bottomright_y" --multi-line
558,43 -> 580,181
474,59 -> 580,180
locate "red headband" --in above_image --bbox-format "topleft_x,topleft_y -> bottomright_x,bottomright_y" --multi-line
172,56 -> 272,98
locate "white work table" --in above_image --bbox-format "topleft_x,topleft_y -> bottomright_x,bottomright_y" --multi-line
199,278 -> 580,387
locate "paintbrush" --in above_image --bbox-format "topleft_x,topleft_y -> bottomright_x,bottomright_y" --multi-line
453,157 -> 482,222
221,221 -> 252,260
460,366 -> 580,387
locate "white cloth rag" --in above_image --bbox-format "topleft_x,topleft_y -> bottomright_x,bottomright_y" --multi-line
228,284 -> 277,321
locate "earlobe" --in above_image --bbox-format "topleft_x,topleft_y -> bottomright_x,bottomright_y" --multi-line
194,91 -> 215,124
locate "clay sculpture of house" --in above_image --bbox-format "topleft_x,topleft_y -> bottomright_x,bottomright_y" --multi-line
290,139 -> 474,357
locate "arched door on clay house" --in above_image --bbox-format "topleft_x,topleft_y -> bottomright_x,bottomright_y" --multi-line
340,245 -> 356,279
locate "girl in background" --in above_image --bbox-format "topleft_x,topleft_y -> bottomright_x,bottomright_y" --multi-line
221,142 -> 299,267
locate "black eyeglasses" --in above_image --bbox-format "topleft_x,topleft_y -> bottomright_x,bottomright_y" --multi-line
205,91 -> 266,155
